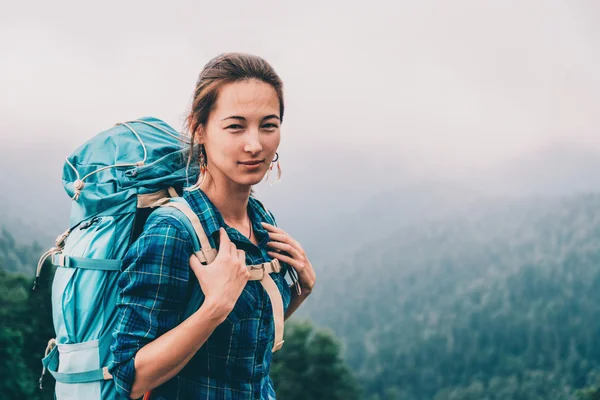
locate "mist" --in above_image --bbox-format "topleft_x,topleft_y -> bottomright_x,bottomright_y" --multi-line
2,0 -> 599,175
1,0 -> 600,249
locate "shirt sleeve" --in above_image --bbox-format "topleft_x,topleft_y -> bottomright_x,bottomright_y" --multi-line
109,213 -> 194,399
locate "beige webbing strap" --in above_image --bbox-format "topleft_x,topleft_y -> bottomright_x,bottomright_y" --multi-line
248,259 -> 285,352
167,186 -> 179,198
260,274 -> 285,352
248,259 -> 282,280
160,202 -> 217,264
137,189 -> 169,208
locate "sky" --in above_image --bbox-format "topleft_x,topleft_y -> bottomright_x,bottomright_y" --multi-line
1,0 -> 599,180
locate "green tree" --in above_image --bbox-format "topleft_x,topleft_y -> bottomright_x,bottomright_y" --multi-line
0,266 -> 55,399
271,319 -> 362,400
575,378 -> 600,400
575,388 -> 600,400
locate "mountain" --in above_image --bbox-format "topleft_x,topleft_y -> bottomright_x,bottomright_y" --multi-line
291,180 -> 486,262
300,192 -> 600,399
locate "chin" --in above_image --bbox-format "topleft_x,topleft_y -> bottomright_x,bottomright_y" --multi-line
232,173 -> 266,187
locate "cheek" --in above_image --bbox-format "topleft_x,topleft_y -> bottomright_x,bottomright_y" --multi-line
263,133 -> 281,152
211,137 -> 238,161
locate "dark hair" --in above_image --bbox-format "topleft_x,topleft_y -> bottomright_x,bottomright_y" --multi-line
185,53 -> 285,164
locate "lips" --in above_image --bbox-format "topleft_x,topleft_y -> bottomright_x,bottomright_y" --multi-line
239,160 -> 264,165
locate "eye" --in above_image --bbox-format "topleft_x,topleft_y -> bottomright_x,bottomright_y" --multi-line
225,124 -> 244,131
261,123 -> 279,131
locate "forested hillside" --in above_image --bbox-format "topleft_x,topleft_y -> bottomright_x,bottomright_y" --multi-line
304,193 -> 600,399
0,267 -> 55,399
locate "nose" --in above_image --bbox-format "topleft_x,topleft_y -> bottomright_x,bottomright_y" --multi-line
244,129 -> 263,155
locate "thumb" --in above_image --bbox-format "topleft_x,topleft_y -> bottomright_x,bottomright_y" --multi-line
189,253 -> 204,276
237,249 -> 246,265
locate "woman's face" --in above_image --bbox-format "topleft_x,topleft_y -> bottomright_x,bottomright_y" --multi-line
200,79 -> 281,187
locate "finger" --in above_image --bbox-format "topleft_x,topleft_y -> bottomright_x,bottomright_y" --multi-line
218,228 -> 231,253
230,241 -> 238,258
189,254 -> 204,279
237,249 -> 246,265
268,251 -> 305,271
189,254 -> 203,270
266,232 -> 303,253
261,222 -> 285,234
237,250 -> 250,280
266,241 -> 302,259
265,232 -> 289,243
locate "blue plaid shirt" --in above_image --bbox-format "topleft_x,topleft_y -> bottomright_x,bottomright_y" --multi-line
109,189 -> 292,399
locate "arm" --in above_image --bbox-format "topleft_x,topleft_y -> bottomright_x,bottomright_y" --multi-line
110,216 -> 210,399
128,301 -> 226,399
130,228 -> 248,398
110,220 -> 246,399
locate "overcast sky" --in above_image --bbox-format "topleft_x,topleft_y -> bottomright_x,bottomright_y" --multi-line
1,0 -> 599,178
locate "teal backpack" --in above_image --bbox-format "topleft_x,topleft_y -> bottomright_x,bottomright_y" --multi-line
33,117 -> 201,399
34,117 -> 290,399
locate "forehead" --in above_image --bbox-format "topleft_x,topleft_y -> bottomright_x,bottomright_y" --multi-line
212,79 -> 280,119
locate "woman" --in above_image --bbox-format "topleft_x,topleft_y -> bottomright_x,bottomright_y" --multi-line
109,53 -> 316,399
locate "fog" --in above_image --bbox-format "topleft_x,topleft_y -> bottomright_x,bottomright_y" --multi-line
1,0 -> 599,243
2,1 -> 599,170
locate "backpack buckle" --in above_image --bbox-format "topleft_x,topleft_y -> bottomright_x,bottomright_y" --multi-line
55,229 -> 70,249
249,263 -> 266,280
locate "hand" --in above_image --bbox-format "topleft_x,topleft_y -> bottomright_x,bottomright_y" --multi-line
263,222 -> 316,295
189,228 -> 249,318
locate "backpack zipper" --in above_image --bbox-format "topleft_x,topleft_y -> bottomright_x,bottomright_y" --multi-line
79,217 -> 102,230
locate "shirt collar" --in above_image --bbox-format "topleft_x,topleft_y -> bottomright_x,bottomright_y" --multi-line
182,188 -> 275,245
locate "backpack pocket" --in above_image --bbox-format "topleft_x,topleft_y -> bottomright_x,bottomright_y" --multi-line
52,215 -> 125,342
54,339 -> 102,400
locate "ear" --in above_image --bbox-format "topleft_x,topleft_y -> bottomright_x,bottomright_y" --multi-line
193,124 -> 205,145
186,114 -> 204,144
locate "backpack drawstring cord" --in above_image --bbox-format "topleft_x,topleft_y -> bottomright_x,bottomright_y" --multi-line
65,121 -> 150,201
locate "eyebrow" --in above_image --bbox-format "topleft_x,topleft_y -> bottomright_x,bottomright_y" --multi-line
221,116 -> 245,121
221,115 -> 281,122
263,114 -> 281,121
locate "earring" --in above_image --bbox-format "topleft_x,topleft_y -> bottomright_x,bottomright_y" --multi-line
198,145 -> 208,184
199,146 -> 207,173
267,153 -> 282,185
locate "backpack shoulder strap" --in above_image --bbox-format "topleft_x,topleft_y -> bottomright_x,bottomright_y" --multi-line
152,197 -> 217,265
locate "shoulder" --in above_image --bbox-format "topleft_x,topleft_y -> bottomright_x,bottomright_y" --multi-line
144,207 -> 194,240
126,208 -> 195,261
249,196 -> 278,226
120,208 -> 195,283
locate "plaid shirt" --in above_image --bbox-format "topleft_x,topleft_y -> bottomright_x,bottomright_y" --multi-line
109,189 -> 292,399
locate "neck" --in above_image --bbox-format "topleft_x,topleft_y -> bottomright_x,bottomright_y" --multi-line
199,172 -> 251,224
